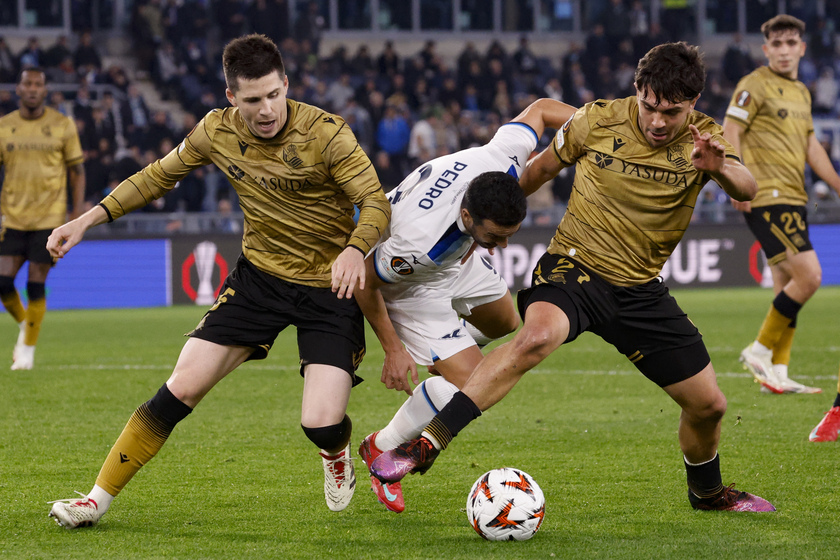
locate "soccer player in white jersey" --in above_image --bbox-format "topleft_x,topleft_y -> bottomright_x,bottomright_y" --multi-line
353,98 -> 576,512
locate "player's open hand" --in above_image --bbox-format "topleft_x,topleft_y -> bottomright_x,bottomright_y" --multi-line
380,347 -> 419,396
689,124 -> 725,174
331,246 -> 365,299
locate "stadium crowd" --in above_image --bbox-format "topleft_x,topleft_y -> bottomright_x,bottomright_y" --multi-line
1,0 -> 839,226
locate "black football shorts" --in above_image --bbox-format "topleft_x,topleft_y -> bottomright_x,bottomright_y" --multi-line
188,255 -> 366,384
0,228 -> 54,264
517,252 -> 709,387
743,204 -> 813,265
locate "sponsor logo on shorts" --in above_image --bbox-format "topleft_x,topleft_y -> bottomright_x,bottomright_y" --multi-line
391,257 -> 414,275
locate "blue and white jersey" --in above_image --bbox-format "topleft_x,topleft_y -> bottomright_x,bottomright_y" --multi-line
373,122 -> 538,291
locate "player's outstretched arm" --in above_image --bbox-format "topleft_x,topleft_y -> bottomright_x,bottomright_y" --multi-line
353,255 -> 418,395
512,98 -> 578,140
690,124 -> 756,203
721,119 -> 752,212
520,146 -> 564,196
47,205 -> 109,259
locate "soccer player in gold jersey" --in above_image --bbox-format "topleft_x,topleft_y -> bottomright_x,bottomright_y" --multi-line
371,42 -> 776,512
0,68 -> 85,370
46,34 -> 390,528
723,14 -> 840,396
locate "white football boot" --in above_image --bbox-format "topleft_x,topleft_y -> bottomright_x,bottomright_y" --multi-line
49,492 -> 103,529
320,443 -> 356,511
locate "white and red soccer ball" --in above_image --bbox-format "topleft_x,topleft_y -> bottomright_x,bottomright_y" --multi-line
466,467 -> 545,541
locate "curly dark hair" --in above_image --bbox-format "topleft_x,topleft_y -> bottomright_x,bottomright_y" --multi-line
222,34 -> 285,92
634,42 -> 705,106
461,171 -> 527,227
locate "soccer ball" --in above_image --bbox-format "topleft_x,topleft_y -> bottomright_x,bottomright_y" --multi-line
466,467 -> 545,541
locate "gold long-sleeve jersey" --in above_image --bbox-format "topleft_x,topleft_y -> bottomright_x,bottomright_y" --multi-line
725,65 -> 812,207
100,100 -> 390,287
0,107 -> 84,231
549,97 -> 739,286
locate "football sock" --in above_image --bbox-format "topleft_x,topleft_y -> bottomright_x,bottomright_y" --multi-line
459,318 -> 493,348
87,484 -> 115,514
96,384 -> 192,496
23,296 -> 46,346
376,377 -> 459,451
684,453 -> 724,498
421,391 -> 481,450
756,291 -> 800,350
771,325 -> 795,367
0,288 -> 25,323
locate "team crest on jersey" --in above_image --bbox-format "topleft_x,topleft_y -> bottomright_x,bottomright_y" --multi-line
667,144 -> 689,169
736,90 -> 751,107
594,152 -> 613,169
390,257 -> 414,276
283,144 -> 303,168
228,164 -> 245,181
777,108 -> 789,119
6,143 -> 12,152
41,126 -> 51,137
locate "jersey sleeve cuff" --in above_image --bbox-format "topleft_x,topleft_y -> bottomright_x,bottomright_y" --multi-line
98,202 -> 114,223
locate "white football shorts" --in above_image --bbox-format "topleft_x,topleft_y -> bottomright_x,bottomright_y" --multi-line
381,253 -> 508,365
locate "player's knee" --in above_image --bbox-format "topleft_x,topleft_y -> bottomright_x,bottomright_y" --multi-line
511,323 -> 563,365
302,414 -> 352,452
26,282 -> 45,301
689,391 -> 727,424
0,275 -> 16,297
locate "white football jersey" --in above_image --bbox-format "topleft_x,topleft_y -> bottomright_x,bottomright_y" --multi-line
373,122 -> 538,291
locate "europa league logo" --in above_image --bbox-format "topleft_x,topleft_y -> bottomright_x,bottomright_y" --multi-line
182,241 -> 228,305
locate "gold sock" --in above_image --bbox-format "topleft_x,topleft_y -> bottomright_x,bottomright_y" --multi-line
1,291 -> 25,323
772,326 -> 795,366
756,306 -> 791,351
23,298 -> 46,346
95,403 -> 173,496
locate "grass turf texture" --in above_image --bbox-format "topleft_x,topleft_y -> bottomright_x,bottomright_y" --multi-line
2,286 -> 839,559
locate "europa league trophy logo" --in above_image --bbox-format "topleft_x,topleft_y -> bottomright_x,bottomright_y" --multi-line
193,241 -> 219,305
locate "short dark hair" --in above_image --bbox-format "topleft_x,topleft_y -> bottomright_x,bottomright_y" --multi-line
462,171 -> 527,227
761,14 -> 805,39
222,34 -> 285,92
634,42 -> 705,105
18,67 -> 46,83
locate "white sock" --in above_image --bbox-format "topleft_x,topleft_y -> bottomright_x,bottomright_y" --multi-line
751,341 -> 772,355
88,484 -> 115,513
773,363 -> 789,380
375,376 -> 459,451
460,318 -> 494,348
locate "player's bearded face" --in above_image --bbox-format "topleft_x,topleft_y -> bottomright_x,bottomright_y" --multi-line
226,71 -> 289,139
762,29 -> 806,79
463,211 -> 520,253
635,86 -> 697,149
16,70 -> 47,111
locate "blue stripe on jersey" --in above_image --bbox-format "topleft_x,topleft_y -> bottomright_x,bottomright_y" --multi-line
501,121 -> 539,143
421,381 -> 441,414
507,164 -> 518,179
427,221 -> 469,265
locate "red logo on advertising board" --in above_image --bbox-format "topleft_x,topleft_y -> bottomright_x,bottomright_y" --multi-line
181,241 -> 229,304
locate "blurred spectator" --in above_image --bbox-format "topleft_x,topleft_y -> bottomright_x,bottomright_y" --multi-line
585,23 -> 611,66
104,65 -> 131,93
543,77 -> 563,101
437,74 -> 460,108
72,84 -> 94,126
377,40 -> 401,77
46,56 -> 79,84
376,103 -> 411,176
661,0 -> 695,43
0,37 -> 17,82
407,106 -> 440,168
215,0 -> 248,42
44,35 -> 72,69
73,30 -> 102,71
343,99 -> 374,154
48,91 -> 74,116
178,0 -> 211,52
324,73 -> 356,114
722,33 -> 755,87
0,90 -> 16,116
809,19 -> 837,67
601,0 -> 630,50
153,41 -> 186,100
144,110 -> 177,152
99,91 -> 124,144
248,0 -> 290,47
84,137 -> 115,206
121,84 -> 151,148
456,42 -> 482,77
134,0 -> 165,73
372,150 -> 404,192
18,37 -> 43,69
295,1 -> 325,56
349,45 -> 375,75
90,103 -> 118,150
213,197 -> 241,233
633,21 -> 667,61
628,1 -> 650,48
812,66 -> 839,115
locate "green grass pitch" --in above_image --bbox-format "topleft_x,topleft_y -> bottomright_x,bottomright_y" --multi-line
2,286 -> 839,559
